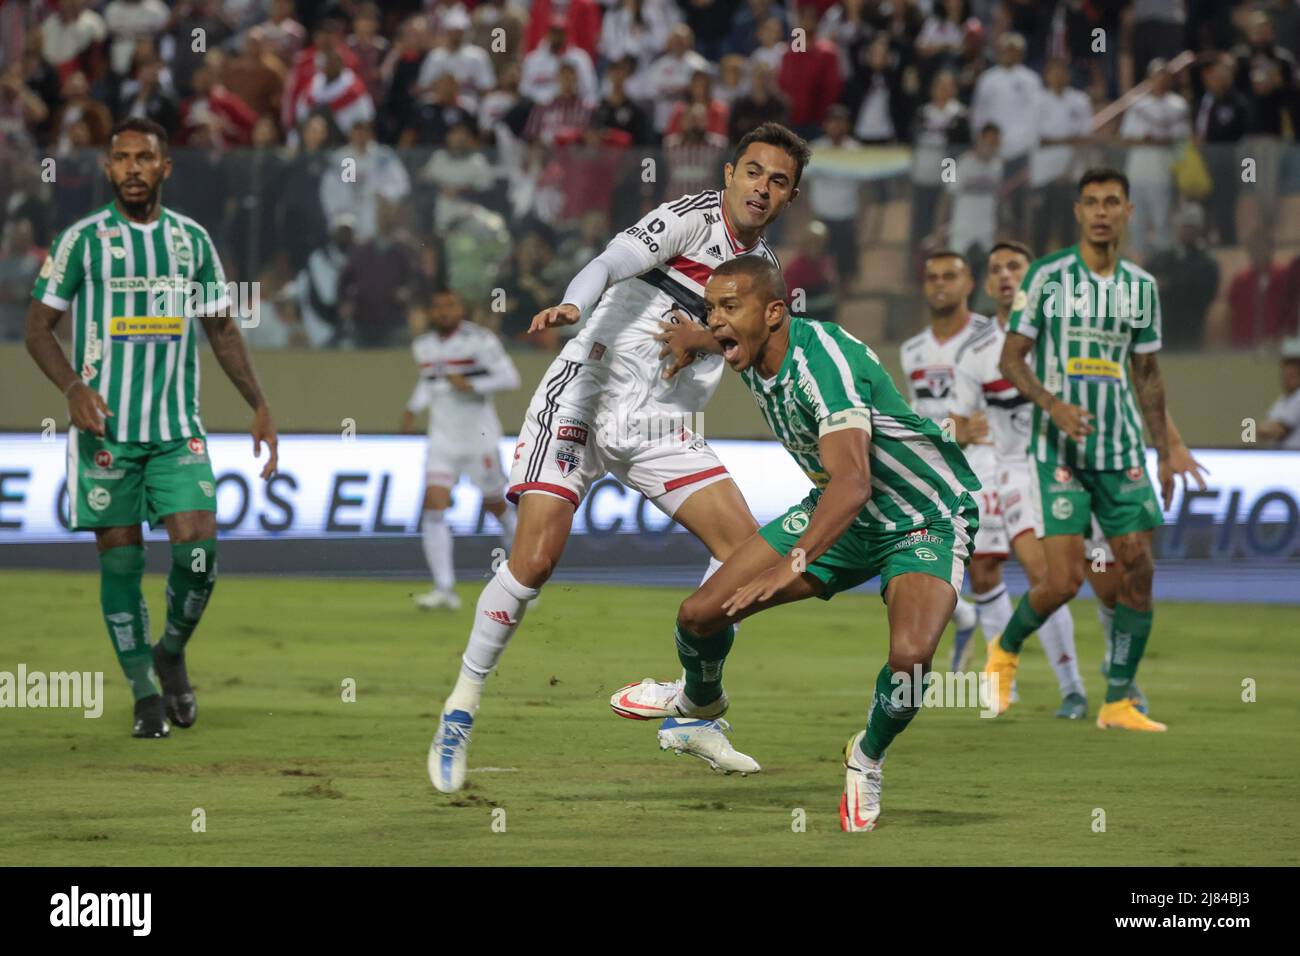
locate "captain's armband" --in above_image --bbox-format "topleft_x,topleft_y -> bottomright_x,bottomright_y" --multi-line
818,407 -> 872,438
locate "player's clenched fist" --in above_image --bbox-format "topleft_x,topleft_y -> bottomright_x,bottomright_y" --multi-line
67,382 -> 110,436
529,303 -> 581,333
1049,399 -> 1093,442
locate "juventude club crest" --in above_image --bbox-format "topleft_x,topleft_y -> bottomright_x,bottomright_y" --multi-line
781,510 -> 809,534
1051,497 -> 1073,520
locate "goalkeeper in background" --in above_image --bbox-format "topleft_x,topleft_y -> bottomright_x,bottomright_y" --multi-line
25,118 -> 278,738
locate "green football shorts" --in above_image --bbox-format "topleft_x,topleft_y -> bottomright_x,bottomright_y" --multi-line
758,492 -> 979,601
1032,459 -> 1163,539
68,427 -> 218,530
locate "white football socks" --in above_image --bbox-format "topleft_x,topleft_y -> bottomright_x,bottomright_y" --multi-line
1097,602 -> 1115,669
422,509 -> 454,592
445,562 -> 539,715
952,596 -> 978,633
1039,605 -> 1084,697
973,583 -> 1012,643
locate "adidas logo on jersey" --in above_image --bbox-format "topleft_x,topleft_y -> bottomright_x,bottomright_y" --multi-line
705,244 -> 723,260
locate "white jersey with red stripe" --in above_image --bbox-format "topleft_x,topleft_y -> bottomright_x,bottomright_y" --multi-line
407,322 -> 520,450
900,313 -> 1006,555
560,188 -> 781,416
950,318 -> 1032,465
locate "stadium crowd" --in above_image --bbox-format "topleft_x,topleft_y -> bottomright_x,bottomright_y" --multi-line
1,0 -> 1299,350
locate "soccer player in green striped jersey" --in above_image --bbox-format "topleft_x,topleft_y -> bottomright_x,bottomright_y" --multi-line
609,256 -> 981,831
986,167 -> 1183,732
24,118 -> 278,739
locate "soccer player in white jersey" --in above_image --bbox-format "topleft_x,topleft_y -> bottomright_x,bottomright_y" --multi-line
950,242 -> 1087,717
24,118 -> 278,738
400,289 -> 521,611
956,241 -> 1206,715
898,251 -> 1004,668
428,123 -> 811,792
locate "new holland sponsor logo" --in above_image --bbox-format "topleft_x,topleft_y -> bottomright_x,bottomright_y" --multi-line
49,886 -> 150,936
0,665 -> 103,718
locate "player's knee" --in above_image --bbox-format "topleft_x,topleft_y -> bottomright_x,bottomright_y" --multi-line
1121,549 -> 1154,597
1045,562 -> 1083,605
172,538 -> 217,580
507,547 -> 557,589
677,594 -> 725,637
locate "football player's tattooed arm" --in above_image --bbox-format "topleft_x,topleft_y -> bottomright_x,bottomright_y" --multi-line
1000,331 -> 1093,441
25,298 -> 110,435
201,313 -> 278,479
1130,351 -> 1175,508
722,411 -> 872,615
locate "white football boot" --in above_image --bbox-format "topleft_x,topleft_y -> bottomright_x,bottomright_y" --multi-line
609,678 -> 728,721
428,708 -> 474,793
839,731 -> 883,833
657,718 -> 761,775
415,589 -> 462,611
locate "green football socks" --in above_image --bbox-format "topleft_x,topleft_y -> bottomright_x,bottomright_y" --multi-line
162,539 -> 217,654
1106,604 -> 1153,703
862,663 -> 921,761
998,594 -> 1047,654
99,545 -> 158,700
675,622 -> 735,707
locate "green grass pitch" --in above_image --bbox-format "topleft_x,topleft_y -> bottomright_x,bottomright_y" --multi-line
2,570 -> 1296,866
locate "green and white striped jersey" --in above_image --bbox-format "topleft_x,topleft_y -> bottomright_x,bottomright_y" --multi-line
31,203 -> 230,443
741,317 -> 980,531
1008,244 -> 1161,471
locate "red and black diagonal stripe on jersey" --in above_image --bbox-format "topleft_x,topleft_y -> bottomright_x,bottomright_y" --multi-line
982,377 -> 1029,409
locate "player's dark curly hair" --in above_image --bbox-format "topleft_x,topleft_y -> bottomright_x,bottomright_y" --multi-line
107,117 -> 170,154
1077,167 -> 1130,198
732,123 -> 812,188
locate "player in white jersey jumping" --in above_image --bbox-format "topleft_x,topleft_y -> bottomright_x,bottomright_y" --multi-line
400,289 -> 521,611
898,251 -> 1005,669
949,243 -> 1087,717
955,240 -> 1206,714
428,123 -> 811,792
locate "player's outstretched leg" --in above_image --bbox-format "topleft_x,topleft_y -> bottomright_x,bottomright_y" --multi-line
842,571 -> 956,833
97,530 -> 167,738
1096,531 -> 1166,732
429,492 -> 568,793
153,535 -> 217,728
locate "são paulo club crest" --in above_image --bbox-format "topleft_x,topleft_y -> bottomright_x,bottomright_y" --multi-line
94,450 -> 113,469
188,437 -> 205,455
555,446 -> 581,476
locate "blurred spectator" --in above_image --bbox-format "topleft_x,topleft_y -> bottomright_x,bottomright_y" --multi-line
0,63 -> 51,135
50,71 -> 112,151
810,104 -> 863,288
497,224 -> 566,349
915,0 -> 967,93
938,121 -> 1002,266
676,0 -> 740,62
321,119 -> 411,243
383,15 -> 434,142
1233,10 -> 1296,97
593,58 -> 653,145
294,213 -> 354,347
0,218 -> 42,342
41,0 -> 108,86
118,53 -> 181,140
1224,231 -> 1296,349
103,0 -> 169,80
417,6 -> 496,113
779,5 -> 843,137
182,59 -> 258,148
1029,57 -> 1092,259
295,46 -> 376,135
347,3 -> 390,107
952,16 -> 989,106
479,61 -> 524,138
750,17 -> 788,76
51,120 -> 101,229
169,0 -> 233,97
257,0 -> 307,66
727,60 -> 790,143
785,220 -> 837,323
970,33 -> 1039,236
279,113 -> 334,270
223,27 -> 286,123
714,54 -> 749,107
844,33 -> 908,144
282,18 -> 362,136
1145,204 -> 1218,352
244,260 -> 309,350
665,69 -> 730,138
2,154 -> 55,248
664,104 -> 729,197
557,209 -> 611,275
419,120 -> 495,231
648,24 -> 711,134
222,115 -> 285,280
406,73 -> 476,146
524,0 -> 603,61
599,0 -> 673,69
1131,0 -> 1186,85
521,17 -> 600,106
338,210 -> 421,347
1195,53 -> 1248,245
910,70 -> 968,253
1257,339 -> 1300,450
726,0 -> 788,58
1120,59 -> 1188,259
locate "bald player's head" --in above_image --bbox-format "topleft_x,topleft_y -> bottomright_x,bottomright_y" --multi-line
704,256 -> 789,373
